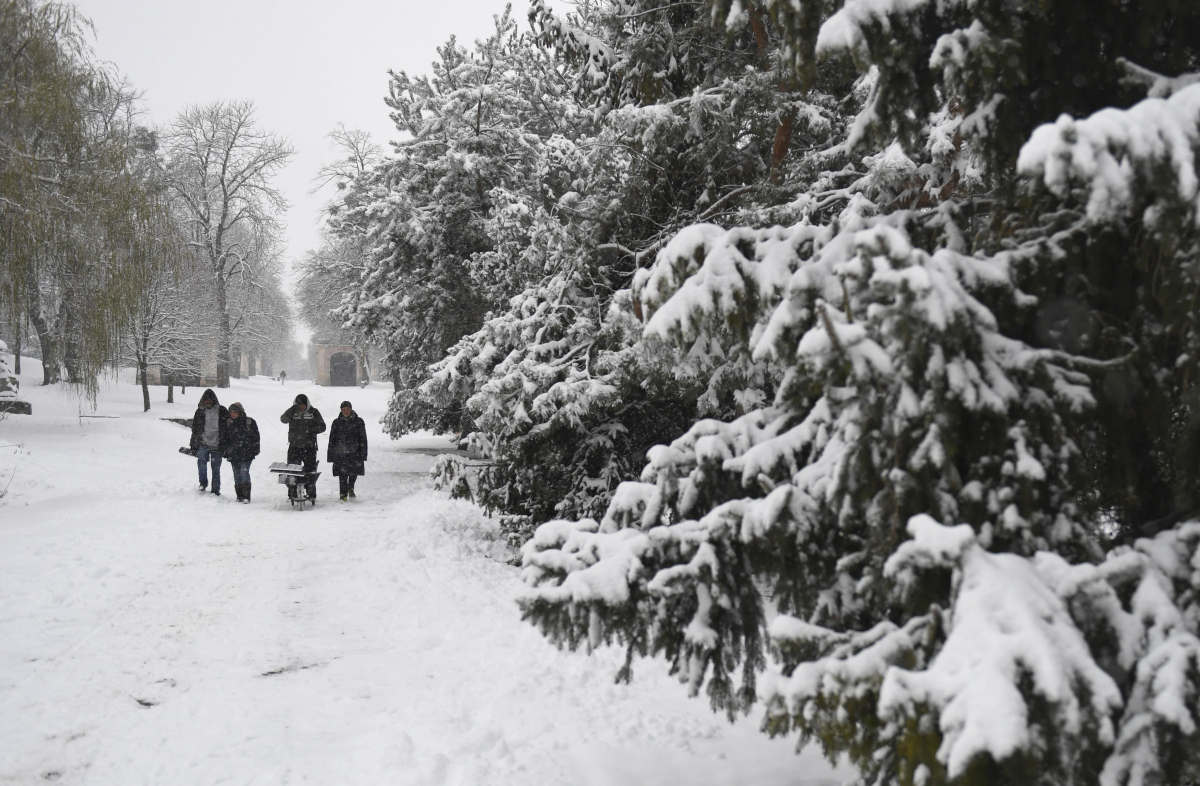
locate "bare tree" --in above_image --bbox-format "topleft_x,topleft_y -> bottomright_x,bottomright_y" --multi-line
224,229 -> 293,378
297,127 -> 383,380
162,101 -> 293,388
295,235 -> 376,380
311,125 -> 381,196
124,255 -> 212,411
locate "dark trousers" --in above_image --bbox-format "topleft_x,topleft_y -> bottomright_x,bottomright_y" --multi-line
287,445 -> 317,498
338,475 -> 358,495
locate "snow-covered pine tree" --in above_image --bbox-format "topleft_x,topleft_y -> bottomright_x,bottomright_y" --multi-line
408,0 -> 852,543
520,2 -> 1200,785
334,9 -> 570,404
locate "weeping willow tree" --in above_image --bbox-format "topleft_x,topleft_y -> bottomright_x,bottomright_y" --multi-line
1,0 -> 177,399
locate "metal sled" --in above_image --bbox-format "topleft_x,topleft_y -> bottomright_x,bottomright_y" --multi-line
269,461 -> 322,510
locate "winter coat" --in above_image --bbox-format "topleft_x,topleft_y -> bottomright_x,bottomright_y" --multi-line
189,389 -> 229,452
327,411 -> 368,476
224,415 -> 261,463
280,394 -> 326,450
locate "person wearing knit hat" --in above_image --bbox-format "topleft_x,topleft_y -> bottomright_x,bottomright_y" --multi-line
280,393 -> 326,503
327,400 -> 368,501
188,389 -> 229,495
225,402 -> 261,504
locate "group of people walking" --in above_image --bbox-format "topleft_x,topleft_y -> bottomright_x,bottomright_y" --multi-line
189,389 -> 368,504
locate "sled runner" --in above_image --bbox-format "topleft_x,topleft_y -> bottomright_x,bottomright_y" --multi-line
269,461 -> 321,510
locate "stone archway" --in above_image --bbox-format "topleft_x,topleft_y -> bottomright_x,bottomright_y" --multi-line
329,351 -> 358,387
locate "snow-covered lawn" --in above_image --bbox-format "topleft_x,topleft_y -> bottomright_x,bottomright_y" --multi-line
0,360 -> 845,785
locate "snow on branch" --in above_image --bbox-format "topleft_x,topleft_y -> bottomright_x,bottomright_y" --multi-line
1117,58 -> 1200,100
1018,82 -> 1200,225
764,516 -> 1200,784
816,0 -> 947,62
878,517 -> 1122,779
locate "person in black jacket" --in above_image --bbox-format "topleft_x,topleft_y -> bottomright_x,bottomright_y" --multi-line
189,388 -> 229,495
328,400 -> 368,501
280,393 -> 326,502
225,402 -> 261,504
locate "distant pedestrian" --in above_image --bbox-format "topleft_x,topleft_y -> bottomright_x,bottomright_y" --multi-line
328,400 -> 368,501
279,369 -> 287,385
280,393 -> 325,503
189,388 -> 229,496
226,402 -> 261,504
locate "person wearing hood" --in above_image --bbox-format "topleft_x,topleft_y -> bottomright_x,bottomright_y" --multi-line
280,393 -> 325,502
189,388 -> 229,495
225,402 -> 261,504
327,400 -> 368,501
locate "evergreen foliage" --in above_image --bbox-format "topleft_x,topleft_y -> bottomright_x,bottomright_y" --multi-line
513,2 -> 1200,785
333,10 -> 571,392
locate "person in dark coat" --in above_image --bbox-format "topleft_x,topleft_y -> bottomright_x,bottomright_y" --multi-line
280,393 -> 325,502
189,388 -> 229,495
225,402 -> 261,504
328,400 -> 368,501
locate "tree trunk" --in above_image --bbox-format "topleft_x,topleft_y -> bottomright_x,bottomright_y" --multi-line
216,277 -> 231,388
139,337 -> 151,412
770,114 -> 795,183
748,4 -> 770,51
27,307 -> 58,385
14,319 -> 20,375
357,342 -> 369,385
140,361 -> 150,411
168,384 -> 174,404
748,2 -> 795,183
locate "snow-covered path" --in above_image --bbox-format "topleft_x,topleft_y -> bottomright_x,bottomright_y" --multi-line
0,367 -> 844,785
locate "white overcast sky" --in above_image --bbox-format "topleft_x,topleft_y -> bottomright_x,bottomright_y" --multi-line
74,0 -> 529,268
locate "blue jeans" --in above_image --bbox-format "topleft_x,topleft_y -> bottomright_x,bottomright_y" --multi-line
231,460 -> 252,485
197,446 -> 223,493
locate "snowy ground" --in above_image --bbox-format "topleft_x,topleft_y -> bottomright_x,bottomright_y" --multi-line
0,358 -> 847,786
